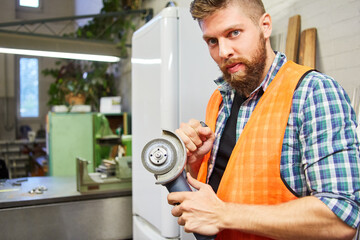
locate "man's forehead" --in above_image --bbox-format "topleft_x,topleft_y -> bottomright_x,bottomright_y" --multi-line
199,5 -> 251,36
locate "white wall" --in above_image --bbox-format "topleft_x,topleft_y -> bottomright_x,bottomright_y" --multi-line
142,0 -> 360,96
74,0 -> 102,26
263,0 -> 360,97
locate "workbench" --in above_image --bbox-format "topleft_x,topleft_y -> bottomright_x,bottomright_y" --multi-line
0,176 -> 132,240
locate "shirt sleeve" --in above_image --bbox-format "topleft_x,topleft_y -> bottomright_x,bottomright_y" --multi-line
299,72 -> 360,228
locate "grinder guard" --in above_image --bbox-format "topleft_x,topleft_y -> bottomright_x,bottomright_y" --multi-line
141,130 -> 187,185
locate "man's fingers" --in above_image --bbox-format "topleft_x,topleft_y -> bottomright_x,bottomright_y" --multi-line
175,128 -> 198,152
186,172 -> 203,190
176,122 -> 203,150
198,124 -> 213,138
171,204 -> 182,218
182,123 -> 203,147
167,191 -> 191,205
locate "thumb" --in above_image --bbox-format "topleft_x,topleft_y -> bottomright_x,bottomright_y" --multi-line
198,125 -> 213,140
186,172 -> 204,190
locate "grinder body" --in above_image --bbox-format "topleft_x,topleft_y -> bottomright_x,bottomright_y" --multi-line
141,130 -> 215,240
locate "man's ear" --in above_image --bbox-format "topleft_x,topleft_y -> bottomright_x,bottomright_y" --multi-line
260,13 -> 272,39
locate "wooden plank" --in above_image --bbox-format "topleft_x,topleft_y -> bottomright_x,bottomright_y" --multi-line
285,15 -> 301,62
298,28 -> 317,68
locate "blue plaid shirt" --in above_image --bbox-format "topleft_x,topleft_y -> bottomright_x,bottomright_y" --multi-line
208,52 -> 360,228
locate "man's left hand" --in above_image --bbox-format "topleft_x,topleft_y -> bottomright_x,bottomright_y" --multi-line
167,172 -> 225,236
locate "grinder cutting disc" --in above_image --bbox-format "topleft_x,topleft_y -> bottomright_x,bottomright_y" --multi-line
141,130 -> 187,185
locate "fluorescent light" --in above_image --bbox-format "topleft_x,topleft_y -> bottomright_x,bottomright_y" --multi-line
0,31 -> 122,62
0,47 -> 120,62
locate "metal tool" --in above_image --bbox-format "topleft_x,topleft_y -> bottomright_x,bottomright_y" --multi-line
141,129 -> 215,240
76,157 -> 131,193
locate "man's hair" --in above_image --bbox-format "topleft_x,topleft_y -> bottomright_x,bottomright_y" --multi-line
190,0 -> 266,24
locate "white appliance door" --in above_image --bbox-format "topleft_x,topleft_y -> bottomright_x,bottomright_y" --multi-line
133,215 -> 173,240
132,7 -> 181,240
177,8 -> 221,123
132,7 -> 221,240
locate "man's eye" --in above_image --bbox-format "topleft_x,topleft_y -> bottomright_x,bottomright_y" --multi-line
230,30 -> 240,37
208,38 -> 218,46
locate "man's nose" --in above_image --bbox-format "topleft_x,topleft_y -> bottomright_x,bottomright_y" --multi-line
218,39 -> 234,59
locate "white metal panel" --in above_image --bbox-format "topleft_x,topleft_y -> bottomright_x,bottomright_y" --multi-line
160,9 -> 179,131
132,7 -> 221,240
131,7 -> 180,239
177,8 -> 221,123
132,10 -> 164,235
0,196 -> 132,240
133,215 -> 179,240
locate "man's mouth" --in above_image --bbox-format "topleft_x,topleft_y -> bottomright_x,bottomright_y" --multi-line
226,63 -> 243,74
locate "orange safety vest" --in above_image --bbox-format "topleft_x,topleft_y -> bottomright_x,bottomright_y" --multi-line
197,61 -> 313,240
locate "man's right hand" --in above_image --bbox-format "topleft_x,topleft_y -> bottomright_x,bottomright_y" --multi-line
175,119 -> 215,177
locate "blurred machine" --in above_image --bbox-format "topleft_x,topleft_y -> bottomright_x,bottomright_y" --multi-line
76,156 -> 131,193
47,112 -> 132,193
47,112 -> 131,177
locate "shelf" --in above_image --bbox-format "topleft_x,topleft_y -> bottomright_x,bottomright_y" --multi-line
0,139 -> 46,146
0,148 -> 21,153
0,138 -> 46,179
6,155 -> 29,161
9,162 -> 27,168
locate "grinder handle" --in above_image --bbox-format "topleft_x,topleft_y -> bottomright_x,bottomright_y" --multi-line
164,171 -> 216,240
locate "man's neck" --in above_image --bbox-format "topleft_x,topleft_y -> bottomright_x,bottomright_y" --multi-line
261,47 -> 276,81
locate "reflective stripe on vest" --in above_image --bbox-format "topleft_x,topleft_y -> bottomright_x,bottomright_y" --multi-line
198,61 -> 313,240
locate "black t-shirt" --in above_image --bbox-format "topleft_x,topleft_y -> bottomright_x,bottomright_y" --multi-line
208,92 -> 245,193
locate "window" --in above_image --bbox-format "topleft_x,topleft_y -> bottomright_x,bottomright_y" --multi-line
19,0 -> 39,8
19,57 -> 39,118
17,0 -> 42,12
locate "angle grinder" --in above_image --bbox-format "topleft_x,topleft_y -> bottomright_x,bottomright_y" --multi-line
141,129 -> 215,240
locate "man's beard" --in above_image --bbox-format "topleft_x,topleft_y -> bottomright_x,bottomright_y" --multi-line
220,33 -> 267,97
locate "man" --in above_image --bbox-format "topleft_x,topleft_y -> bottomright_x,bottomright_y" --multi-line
167,0 -> 360,239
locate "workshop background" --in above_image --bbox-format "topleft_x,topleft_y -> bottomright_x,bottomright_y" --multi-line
0,0 -> 359,140
0,0 -> 359,239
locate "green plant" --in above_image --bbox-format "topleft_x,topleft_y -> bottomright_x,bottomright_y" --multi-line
43,60 -> 116,111
85,61 -> 116,110
45,0 -> 141,110
69,0 -> 139,57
